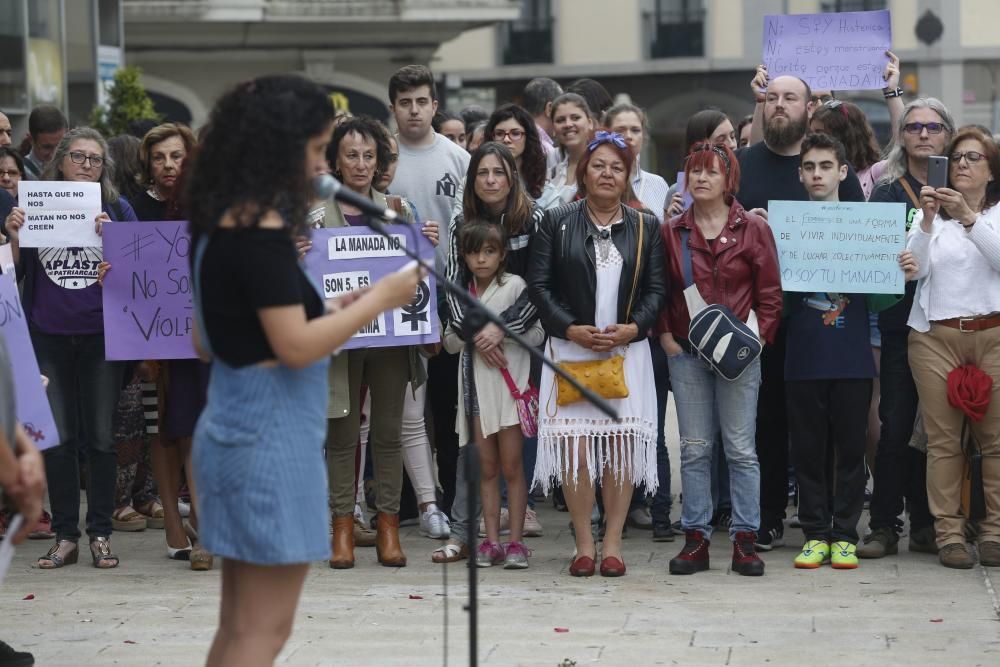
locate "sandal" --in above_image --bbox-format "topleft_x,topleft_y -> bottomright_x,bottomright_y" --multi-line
111,506 -> 147,532
134,500 -> 166,529
89,536 -> 119,569
190,543 -> 214,571
37,539 -> 78,569
431,541 -> 469,564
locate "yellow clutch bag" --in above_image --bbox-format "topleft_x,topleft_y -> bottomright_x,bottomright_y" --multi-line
555,355 -> 628,406
550,213 -> 645,410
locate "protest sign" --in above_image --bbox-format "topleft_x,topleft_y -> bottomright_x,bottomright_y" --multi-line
762,10 -> 891,91
18,181 -> 102,248
0,274 -> 59,450
768,200 -> 906,294
305,226 -> 440,350
675,172 -> 692,211
102,221 -> 197,360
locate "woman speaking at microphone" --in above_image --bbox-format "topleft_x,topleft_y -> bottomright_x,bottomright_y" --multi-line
184,76 -> 423,667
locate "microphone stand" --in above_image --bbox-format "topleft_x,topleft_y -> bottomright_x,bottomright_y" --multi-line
361,215 -> 619,667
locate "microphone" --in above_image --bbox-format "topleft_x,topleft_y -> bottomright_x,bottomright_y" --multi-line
312,174 -> 399,222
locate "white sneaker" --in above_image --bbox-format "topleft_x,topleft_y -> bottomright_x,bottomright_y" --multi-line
178,500 -> 191,518
420,504 -> 451,539
523,508 -> 543,537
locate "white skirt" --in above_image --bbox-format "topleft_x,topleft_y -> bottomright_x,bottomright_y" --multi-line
534,337 -> 659,494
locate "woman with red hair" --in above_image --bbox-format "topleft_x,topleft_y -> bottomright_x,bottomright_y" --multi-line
657,141 -> 782,577
528,131 -> 666,577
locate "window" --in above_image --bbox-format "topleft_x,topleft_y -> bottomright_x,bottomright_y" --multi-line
820,0 -> 887,11
500,0 -> 553,65
98,0 -> 121,47
649,0 -> 705,59
0,0 -> 27,110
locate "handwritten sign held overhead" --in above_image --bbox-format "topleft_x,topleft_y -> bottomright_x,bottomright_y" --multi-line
102,221 -> 197,360
0,274 -> 59,450
304,226 -> 440,350
18,181 -> 102,248
762,10 -> 892,91
767,200 -> 906,294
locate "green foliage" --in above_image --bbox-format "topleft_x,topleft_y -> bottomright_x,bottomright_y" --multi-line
89,66 -> 161,137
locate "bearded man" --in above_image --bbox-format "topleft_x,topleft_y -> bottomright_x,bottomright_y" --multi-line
734,74 -> 865,552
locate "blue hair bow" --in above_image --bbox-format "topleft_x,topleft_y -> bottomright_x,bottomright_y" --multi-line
587,130 -> 627,152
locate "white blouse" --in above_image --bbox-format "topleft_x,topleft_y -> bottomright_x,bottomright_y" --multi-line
906,203 -> 1000,331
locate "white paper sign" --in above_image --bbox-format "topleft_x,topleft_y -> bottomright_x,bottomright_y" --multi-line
18,181 -> 102,248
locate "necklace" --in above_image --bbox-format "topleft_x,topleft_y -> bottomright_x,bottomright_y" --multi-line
587,201 -> 621,227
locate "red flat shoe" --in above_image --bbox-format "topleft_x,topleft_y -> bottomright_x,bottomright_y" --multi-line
600,556 -> 626,577
569,554 -> 596,577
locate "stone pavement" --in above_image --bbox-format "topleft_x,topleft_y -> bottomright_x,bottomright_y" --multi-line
2,501 -> 1000,667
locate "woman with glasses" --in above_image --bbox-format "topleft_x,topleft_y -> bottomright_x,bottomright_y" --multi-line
908,125 -> 1000,569
4,127 -> 138,570
528,131 -> 666,577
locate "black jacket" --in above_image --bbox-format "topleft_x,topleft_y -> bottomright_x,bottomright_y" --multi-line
527,199 -> 667,340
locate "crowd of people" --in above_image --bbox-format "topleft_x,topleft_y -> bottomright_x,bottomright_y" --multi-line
1,52 -> 1000,666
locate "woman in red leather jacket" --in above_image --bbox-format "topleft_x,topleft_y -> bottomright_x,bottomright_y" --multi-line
657,141 -> 782,577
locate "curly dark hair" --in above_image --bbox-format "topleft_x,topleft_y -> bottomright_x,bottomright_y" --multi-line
327,115 -> 392,188
184,75 -> 335,240
484,104 -> 546,199
811,101 -> 881,172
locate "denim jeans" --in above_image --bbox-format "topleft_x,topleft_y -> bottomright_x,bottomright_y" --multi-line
869,330 -> 933,533
668,350 -> 761,540
500,435 -> 536,510
649,338 -> 673,524
32,332 -> 125,541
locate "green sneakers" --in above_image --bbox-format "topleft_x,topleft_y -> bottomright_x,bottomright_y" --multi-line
794,540 -> 830,569
831,541 -> 859,569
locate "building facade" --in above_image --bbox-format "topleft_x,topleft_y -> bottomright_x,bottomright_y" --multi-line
122,0 -> 520,129
434,0 -> 1000,175
0,0 -> 124,138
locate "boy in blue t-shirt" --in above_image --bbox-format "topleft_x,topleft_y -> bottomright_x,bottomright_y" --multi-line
786,133 -> 876,570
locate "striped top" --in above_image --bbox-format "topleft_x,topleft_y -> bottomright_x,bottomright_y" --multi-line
633,169 -> 670,223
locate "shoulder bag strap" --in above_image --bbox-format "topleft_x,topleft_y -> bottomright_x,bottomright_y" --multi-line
898,177 -> 921,210
499,367 -> 521,397
679,228 -> 695,288
625,212 -> 644,321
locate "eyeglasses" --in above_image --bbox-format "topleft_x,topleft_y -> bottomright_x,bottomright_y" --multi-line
493,128 -> 525,141
951,150 -> 986,164
0,169 -> 20,178
903,122 -> 946,135
68,151 -> 104,167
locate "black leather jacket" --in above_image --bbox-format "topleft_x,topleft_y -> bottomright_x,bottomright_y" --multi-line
527,199 -> 667,340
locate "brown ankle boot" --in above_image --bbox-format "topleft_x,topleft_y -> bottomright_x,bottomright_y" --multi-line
330,515 -> 355,569
376,512 -> 407,567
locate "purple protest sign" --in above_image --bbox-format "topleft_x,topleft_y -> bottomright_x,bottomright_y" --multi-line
102,221 -> 197,360
305,226 -> 440,350
675,172 -> 692,212
762,10 -> 891,91
0,275 -> 59,450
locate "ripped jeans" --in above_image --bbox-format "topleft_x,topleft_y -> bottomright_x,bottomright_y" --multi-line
667,349 -> 761,541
